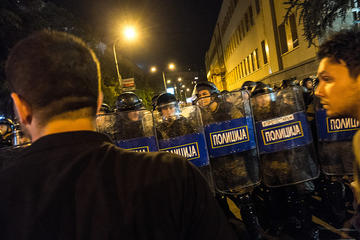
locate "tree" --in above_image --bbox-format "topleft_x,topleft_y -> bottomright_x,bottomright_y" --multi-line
284,0 -> 356,46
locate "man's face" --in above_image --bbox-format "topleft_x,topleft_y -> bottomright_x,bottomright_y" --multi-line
315,57 -> 360,117
161,104 -> 176,119
197,89 -> 211,107
255,94 -> 271,108
127,111 -> 140,121
305,80 -> 313,90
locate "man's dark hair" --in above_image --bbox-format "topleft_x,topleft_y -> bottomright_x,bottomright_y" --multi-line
5,30 -> 101,124
318,28 -> 360,79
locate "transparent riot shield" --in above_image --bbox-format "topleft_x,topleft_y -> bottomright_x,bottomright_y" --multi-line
0,125 -> 31,170
194,90 -> 259,194
315,97 -> 357,175
251,86 -> 319,187
153,104 -> 213,187
96,109 -> 158,152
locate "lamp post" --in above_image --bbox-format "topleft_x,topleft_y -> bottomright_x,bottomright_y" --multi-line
113,25 -> 137,91
113,42 -> 122,87
150,63 -> 176,92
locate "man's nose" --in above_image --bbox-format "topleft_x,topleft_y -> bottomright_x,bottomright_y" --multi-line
314,81 -> 324,97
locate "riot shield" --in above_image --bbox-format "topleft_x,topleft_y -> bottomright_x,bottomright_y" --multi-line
153,104 -> 213,186
251,86 -> 319,187
96,109 -> 158,152
315,97 -> 357,175
195,90 -> 259,194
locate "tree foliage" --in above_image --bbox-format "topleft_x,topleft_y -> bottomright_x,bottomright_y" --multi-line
284,0 -> 353,46
0,0 -> 152,116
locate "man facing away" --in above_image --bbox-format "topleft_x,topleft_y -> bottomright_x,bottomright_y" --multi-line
315,28 -> 360,230
0,30 -> 237,240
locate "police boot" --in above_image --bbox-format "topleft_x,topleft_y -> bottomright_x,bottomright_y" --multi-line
321,179 -> 346,228
232,193 -> 264,240
265,187 -> 286,237
286,189 -> 319,240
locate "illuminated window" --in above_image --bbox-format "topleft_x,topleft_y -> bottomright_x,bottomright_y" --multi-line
255,48 -> 260,69
261,40 -> 268,64
278,23 -> 288,54
289,14 -> 299,48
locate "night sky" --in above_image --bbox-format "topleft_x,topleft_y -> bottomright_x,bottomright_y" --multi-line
54,0 -> 222,72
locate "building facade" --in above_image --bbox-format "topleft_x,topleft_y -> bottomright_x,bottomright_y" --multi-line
205,0 -> 321,90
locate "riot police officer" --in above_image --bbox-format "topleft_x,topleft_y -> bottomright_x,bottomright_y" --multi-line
193,81 -> 262,239
114,92 -> 146,140
192,81 -> 233,124
155,93 -> 196,140
251,82 -> 319,239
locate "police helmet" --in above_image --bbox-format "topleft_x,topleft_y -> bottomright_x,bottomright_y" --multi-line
192,81 -> 220,103
116,92 -> 144,112
280,79 -> 297,89
192,81 -> 220,96
99,103 -> 112,114
156,93 -> 177,106
155,93 -> 179,113
300,78 -> 313,87
241,81 -> 257,92
251,82 -> 273,97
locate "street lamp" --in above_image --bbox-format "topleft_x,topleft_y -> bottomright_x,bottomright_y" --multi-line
113,25 -> 137,90
150,63 -> 176,92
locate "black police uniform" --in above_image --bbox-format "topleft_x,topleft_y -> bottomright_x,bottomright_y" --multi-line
0,131 -> 237,240
156,116 -> 196,140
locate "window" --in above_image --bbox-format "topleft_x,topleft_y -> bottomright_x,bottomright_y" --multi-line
289,14 -> 299,48
251,52 -> 255,71
240,62 -> 244,78
245,14 -> 249,32
247,56 -> 251,73
255,48 -> 260,69
235,29 -> 240,44
238,25 -> 242,41
278,23 -> 288,54
244,60 -> 248,75
249,6 -> 254,26
241,20 -> 246,37
255,0 -> 260,14
261,40 -> 268,64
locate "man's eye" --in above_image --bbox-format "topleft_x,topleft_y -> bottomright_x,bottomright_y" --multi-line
320,76 -> 332,82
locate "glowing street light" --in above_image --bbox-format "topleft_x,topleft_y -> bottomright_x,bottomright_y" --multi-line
149,63 -> 176,91
168,63 -> 175,70
150,66 -> 157,73
123,26 -> 137,41
178,77 -> 182,82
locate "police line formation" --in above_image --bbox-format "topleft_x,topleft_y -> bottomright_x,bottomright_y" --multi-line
1,79 -> 358,239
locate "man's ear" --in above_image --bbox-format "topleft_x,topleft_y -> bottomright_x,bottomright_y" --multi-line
11,93 -> 32,125
96,91 -> 104,114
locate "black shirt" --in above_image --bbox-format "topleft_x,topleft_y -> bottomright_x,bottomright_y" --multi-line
0,131 -> 236,240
